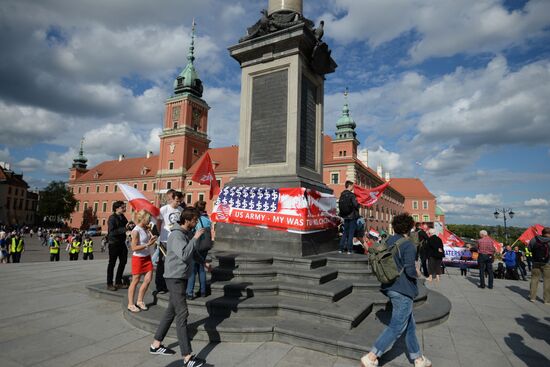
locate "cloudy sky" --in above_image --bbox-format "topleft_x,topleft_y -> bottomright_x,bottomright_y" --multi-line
1,0 -> 549,227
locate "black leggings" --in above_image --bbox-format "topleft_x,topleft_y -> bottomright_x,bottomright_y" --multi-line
107,244 -> 128,285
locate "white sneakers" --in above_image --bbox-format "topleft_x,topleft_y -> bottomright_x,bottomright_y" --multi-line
415,356 -> 432,367
360,355 -> 378,367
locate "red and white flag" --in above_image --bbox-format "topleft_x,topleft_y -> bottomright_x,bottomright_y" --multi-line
191,152 -> 220,200
439,227 -> 465,247
518,224 -> 545,245
354,181 -> 390,207
368,228 -> 380,238
117,183 -> 160,217
487,236 -> 503,253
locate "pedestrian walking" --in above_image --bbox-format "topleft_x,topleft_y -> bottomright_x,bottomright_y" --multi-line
360,213 -> 432,367
476,230 -> 495,289
528,227 -> 550,304
149,207 -> 213,367
127,210 -> 157,313
106,201 -> 129,291
459,259 -> 468,276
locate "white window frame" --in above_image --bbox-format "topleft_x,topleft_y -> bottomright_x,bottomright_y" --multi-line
412,200 -> 419,210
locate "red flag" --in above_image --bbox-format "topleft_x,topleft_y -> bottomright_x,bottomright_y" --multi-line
487,236 -> 503,253
439,227 -> 465,247
518,224 -> 545,245
354,181 -> 390,207
191,152 -> 220,200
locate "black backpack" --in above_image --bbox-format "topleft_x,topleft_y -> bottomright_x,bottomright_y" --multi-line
338,191 -> 354,217
532,238 -> 549,263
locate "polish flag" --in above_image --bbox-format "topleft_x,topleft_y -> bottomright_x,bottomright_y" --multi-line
518,224 -> 545,245
354,181 -> 391,207
191,152 -> 220,200
439,227 -> 465,247
117,183 -> 160,217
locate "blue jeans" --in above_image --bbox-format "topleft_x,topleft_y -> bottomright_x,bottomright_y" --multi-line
186,260 -> 206,297
478,253 -> 494,288
339,218 -> 357,252
371,290 -> 422,360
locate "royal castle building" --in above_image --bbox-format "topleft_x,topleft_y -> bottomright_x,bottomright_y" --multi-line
67,28 -> 442,234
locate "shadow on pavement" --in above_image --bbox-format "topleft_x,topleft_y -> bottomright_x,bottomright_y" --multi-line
504,333 -> 549,367
506,285 -> 540,302
515,314 -> 550,345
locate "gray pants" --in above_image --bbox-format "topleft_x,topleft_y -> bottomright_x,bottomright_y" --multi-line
154,278 -> 192,356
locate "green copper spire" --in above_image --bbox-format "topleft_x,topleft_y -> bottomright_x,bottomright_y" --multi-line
335,88 -> 357,141
173,19 -> 203,97
72,137 -> 88,169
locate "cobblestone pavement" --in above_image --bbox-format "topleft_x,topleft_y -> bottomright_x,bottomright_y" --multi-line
0,260 -> 548,366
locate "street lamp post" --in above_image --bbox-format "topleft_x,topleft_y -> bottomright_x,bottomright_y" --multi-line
493,208 -> 515,245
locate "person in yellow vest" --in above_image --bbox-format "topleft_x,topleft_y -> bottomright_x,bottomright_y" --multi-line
83,235 -> 94,260
50,235 -> 61,262
69,237 -> 81,261
524,246 -> 533,272
10,233 -> 25,263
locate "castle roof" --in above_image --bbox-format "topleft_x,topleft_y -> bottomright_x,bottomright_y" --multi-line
390,178 -> 435,199
74,156 -> 159,182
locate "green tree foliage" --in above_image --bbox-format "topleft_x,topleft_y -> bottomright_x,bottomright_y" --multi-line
447,224 -> 527,247
38,181 -> 77,222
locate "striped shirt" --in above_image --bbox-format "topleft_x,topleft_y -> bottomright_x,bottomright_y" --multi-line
478,237 -> 495,255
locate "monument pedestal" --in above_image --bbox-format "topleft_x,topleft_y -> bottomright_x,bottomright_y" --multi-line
215,223 -> 338,257
215,6 -> 337,258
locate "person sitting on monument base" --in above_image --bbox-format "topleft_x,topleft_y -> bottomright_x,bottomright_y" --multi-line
361,213 -> 432,367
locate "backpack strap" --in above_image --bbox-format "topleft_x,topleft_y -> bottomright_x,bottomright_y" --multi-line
392,237 -> 409,276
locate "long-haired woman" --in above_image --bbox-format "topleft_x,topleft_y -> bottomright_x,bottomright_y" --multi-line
127,210 -> 157,312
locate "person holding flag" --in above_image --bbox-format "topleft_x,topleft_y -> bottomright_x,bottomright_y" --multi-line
338,181 -> 360,254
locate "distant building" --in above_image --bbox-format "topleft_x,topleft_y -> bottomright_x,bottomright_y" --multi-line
0,162 -> 38,226
389,178 -> 444,226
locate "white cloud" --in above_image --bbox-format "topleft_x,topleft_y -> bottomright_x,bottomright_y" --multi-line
323,0 -> 550,63
15,157 -> 42,173
361,146 -> 402,173
204,87 -> 241,148
0,147 -> 10,162
524,198 -> 549,207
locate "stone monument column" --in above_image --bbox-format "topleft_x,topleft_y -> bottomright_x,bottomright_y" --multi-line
215,0 -> 338,256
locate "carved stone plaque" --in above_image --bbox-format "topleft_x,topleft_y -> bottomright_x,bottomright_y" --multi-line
300,76 -> 317,170
250,70 -> 288,165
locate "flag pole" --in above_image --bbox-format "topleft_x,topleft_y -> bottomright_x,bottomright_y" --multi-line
510,238 -> 520,247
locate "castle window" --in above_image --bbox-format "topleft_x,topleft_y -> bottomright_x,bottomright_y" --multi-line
105,185 -> 109,193
193,148 -> 199,156
174,121 -> 178,129
412,201 -> 419,210
343,151 -> 347,156
75,201 -> 79,212
102,202 -> 107,212
186,193 -> 192,205
86,186 -> 89,193
93,202 -> 99,213
166,181 -> 172,189
331,173 -> 339,184
217,179 -> 222,187
187,180 -> 192,186
83,202 -> 88,211
423,215 -> 430,222
169,161 -> 174,170
198,193 -> 205,202
96,185 -> 99,193
143,183 -> 148,191
114,185 -> 118,192
133,183 -> 138,189
422,201 -> 429,210
153,182 -> 157,191
412,214 -> 419,222
78,186 -> 81,194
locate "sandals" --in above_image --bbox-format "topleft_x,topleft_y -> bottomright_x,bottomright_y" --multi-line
127,304 -> 140,313
136,301 -> 148,311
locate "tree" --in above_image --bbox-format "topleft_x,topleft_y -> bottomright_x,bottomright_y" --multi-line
38,181 -> 77,222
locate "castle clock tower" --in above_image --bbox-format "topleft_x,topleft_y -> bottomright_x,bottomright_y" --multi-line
157,20 -> 210,191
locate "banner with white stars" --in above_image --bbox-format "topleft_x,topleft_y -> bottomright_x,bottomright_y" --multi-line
211,186 -> 339,234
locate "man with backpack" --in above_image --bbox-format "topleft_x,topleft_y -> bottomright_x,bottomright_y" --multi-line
338,181 -> 360,254
528,227 -> 550,303
362,213 -> 432,367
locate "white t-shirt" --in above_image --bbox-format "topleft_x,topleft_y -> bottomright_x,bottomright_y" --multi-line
159,204 -> 182,243
131,225 -> 153,257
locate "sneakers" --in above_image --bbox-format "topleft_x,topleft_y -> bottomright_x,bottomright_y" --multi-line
184,355 -> 206,367
338,250 -> 343,254
415,356 -> 432,367
149,344 -> 176,355
116,283 -> 128,289
360,354 -> 378,367
107,285 -> 117,291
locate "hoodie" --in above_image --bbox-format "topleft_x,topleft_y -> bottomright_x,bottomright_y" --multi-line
164,226 -> 213,279
528,235 -> 550,264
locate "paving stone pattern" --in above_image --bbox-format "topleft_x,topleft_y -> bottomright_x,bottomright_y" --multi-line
0,260 -> 548,366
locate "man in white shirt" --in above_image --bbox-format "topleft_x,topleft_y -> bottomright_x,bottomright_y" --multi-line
155,190 -> 184,293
